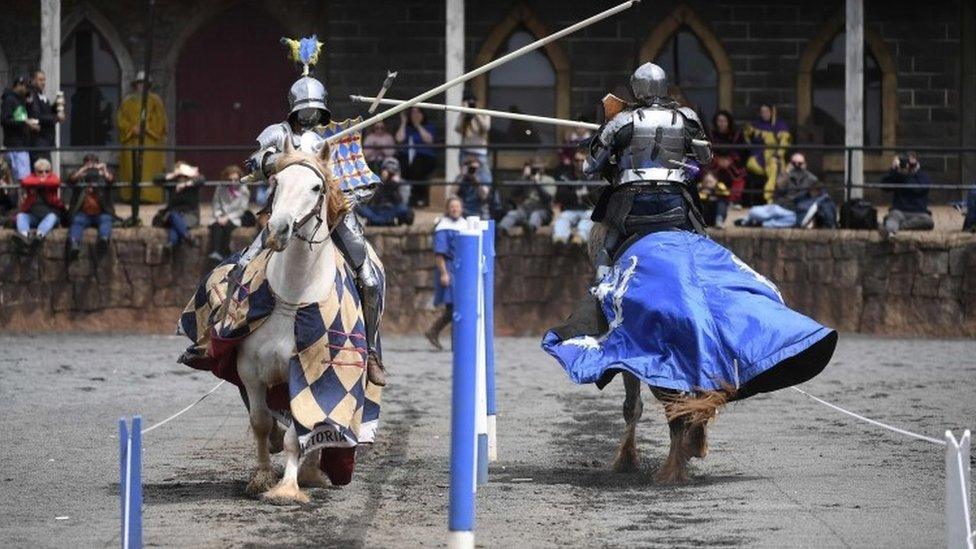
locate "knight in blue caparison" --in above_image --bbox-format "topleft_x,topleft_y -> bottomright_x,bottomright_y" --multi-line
237,36 -> 387,387
542,62 -> 838,419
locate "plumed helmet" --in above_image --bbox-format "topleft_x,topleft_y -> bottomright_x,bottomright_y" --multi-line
287,76 -> 331,122
631,62 -> 668,103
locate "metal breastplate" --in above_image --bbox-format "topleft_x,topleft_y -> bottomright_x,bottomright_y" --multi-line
618,106 -> 687,175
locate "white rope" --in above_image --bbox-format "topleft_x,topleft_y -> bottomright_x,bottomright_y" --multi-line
140,380 -> 226,435
790,386 -> 946,446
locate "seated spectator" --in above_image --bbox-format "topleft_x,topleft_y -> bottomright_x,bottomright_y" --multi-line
795,179 -> 838,229
14,157 -> 64,252
552,150 -> 595,244
67,153 -> 116,260
395,106 -> 436,207
363,120 -> 396,172
499,159 -> 555,237
964,188 -> 976,233
880,152 -> 933,238
559,119 -> 592,163
207,165 -> 253,262
739,152 -> 826,229
456,93 -> 492,184
708,110 -> 747,206
153,161 -> 203,253
450,154 -> 493,219
698,170 -> 730,228
0,155 -> 14,221
425,197 -> 466,350
358,157 -> 414,227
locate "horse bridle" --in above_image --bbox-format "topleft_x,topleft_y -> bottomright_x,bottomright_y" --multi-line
270,159 -> 338,248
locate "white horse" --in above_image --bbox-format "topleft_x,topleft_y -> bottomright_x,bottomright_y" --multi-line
237,139 -> 349,504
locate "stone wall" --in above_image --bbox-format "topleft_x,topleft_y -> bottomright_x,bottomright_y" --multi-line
1,226 -> 974,337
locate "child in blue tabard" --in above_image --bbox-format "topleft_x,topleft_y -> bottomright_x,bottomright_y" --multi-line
425,197 -> 467,350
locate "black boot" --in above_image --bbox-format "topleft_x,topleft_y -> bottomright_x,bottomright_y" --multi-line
424,306 -> 452,350
68,240 -> 81,261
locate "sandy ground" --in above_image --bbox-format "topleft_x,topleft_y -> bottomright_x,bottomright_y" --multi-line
0,333 -> 973,548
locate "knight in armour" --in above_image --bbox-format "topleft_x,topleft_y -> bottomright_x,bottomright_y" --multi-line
241,38 -> 387,387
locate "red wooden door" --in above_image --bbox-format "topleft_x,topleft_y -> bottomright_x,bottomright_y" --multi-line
176,4 -> 293,180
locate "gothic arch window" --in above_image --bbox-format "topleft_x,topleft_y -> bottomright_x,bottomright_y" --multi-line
798,11 -> 898,151
61,20 -> 121,146
473,4 -> 570,146
653,27 -> 719,122
486,29 -> 557,143
639,4 -> 733,122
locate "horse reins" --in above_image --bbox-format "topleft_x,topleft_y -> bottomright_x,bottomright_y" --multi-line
281,160 -> 343,249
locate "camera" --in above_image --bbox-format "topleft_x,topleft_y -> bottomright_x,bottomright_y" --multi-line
466,164 -> 478,176
82,167 -> 102,184
897,156 -> 909,169
530,167 -> 541,176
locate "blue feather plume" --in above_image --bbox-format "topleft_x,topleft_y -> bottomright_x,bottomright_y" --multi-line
299,35 -> 320,65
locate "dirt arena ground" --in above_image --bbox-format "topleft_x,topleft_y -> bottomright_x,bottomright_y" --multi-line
0,333 -> 972,548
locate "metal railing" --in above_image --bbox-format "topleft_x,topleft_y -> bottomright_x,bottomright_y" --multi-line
2,142 -> 974,199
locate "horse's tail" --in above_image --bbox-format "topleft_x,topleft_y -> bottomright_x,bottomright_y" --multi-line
656,384 -> 736,425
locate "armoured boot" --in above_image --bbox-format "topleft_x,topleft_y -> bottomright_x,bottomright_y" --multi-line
357,262 -> 386,387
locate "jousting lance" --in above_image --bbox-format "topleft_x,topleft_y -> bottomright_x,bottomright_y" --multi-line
350,95 -> 600,130
325,0 -> 641,144
367,70 -> 398,114
349,94 -> 711,149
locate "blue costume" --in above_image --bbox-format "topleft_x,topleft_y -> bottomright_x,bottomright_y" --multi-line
432,215 -> 467,306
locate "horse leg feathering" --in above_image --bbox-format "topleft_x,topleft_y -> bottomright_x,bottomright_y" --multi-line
261,423 -> 310,505
651,385 -> 734,484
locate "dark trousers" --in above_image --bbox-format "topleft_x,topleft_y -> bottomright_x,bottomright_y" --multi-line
397,153 -> 437,207
429,305 -> 453,338
167,211 -> 191,245
69,212 -> 113,243
359,204 -> 411,226
209,222 -> 235,256
965,189 -> 976,231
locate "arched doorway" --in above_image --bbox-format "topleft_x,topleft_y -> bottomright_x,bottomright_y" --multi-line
175,3 -> 293,179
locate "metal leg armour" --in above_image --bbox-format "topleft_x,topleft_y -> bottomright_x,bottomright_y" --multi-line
333,212 -> 387,386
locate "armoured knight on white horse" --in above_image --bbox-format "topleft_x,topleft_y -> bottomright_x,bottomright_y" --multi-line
239,38 -> 387,386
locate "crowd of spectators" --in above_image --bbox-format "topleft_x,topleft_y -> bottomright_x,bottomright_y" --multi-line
3,65 -> 975,273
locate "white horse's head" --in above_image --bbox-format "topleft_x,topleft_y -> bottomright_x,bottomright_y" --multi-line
264,139 -> 347,252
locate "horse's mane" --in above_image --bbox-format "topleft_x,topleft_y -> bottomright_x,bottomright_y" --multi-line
273,147 -> 350,224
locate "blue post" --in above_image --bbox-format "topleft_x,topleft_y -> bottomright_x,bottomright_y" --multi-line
131,416 -> 143,549
482,221 -> 497,462
448,230 -> 480,546
119,419 -> 128,546
120,416 -> 143,549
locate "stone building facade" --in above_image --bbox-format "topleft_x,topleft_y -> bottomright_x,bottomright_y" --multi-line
1,0 -> 974,188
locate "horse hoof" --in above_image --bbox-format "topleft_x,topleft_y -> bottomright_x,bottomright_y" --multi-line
261,484 -> 310,505
612,449 -> 639,473
298,466 -> 330,488
654,466 -> 688,485
245,468 -> 277,496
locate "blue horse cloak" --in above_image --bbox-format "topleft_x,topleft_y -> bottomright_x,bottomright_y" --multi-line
542,231 -> 835,394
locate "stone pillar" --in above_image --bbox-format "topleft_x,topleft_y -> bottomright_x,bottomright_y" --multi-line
961,1 -> 976,186
845,0 -> 864,199
40,0 -> 61,173
443,0 -> 465,208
